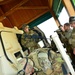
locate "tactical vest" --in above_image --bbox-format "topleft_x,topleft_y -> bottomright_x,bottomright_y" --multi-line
28,48 -> 64,75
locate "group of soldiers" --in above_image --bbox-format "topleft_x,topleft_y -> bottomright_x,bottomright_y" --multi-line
17,16 -> 75,75
60,16 -> 75,55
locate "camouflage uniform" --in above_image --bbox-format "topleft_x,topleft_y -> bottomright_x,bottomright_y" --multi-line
21,29 -> 40,52
28,48 -> 64,75
69,28 -> 75,48
69,16 -> 75,48
49,50 -> 64,75
64,28 -> 72,39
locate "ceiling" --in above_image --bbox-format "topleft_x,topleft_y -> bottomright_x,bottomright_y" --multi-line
0,0 -> 51,29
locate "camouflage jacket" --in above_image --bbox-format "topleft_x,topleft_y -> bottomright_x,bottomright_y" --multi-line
64,28 -> 72,39
21,30 -> 40,51
69,28 -> 75,48
28,48 -> 64,75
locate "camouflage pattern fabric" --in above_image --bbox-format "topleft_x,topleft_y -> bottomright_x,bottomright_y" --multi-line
64,29 -> 72,39
28,48 -> 64,75
69,28 -> 75,48
49,50 -> 64,75
21,30 -> 40,52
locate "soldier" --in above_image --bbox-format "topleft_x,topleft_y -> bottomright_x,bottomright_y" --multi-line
63,23 -> 72,53
56,23 -> 72,41
63,23 -> 72,39
28,48 -> 64,75
21,24 -> 41,53
69,16 -> 75,55
55,23 -> 72,53
51,25 -> 65,52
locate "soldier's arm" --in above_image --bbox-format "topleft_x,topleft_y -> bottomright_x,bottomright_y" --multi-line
21,34 -> 27,47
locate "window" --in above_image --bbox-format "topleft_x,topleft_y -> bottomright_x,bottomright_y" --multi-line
38,17 -> 58,44
58,7 -> 69,25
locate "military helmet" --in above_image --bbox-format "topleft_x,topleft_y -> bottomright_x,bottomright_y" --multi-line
22,24 -> 29,30
69,16 -> 75,23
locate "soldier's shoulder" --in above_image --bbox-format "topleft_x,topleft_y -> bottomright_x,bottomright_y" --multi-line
30,30 -> 37,35
29,30 -> 34,33
21,33 -> 25,38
